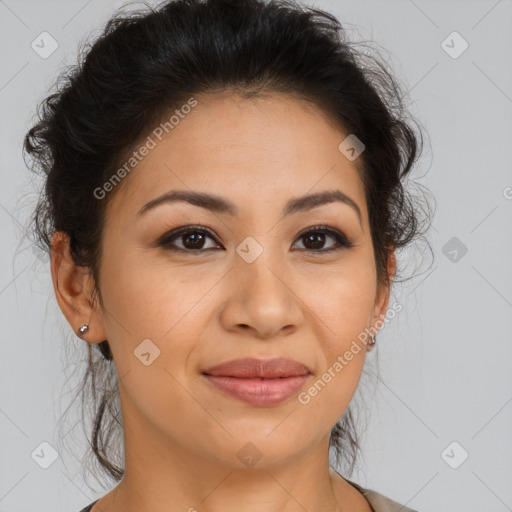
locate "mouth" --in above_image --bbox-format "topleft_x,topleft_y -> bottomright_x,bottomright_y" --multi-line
202,357 -> 311,406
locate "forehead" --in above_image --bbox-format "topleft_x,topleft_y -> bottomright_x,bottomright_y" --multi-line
106,91 -> 367,219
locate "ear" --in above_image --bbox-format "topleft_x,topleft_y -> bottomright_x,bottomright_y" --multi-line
50,231 -> 107,344
371,248 -> 397,331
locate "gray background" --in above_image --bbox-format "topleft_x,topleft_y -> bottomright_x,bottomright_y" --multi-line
1,0 -> 511,511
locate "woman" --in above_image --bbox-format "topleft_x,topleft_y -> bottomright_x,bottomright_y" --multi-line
24,0 -> 431,510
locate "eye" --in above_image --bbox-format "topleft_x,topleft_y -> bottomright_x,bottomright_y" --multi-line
292,225 -> 353,252
159,225 -> 222,252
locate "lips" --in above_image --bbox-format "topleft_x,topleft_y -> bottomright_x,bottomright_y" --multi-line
202,357 -> 311,378
202,357 -> 311,406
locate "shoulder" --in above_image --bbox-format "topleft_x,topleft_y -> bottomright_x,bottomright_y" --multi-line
77,499 -> 98,512
345,478 -> 420,512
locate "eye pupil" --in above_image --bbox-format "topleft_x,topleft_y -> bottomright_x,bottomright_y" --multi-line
183,232 -> 205,249
304,232 -> 325,250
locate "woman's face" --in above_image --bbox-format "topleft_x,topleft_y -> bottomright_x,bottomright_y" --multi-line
73,92 -> 392,468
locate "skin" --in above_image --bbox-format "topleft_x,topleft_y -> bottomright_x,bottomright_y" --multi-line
51,91 -> 396,512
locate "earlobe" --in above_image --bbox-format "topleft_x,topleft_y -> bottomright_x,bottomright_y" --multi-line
50,231 -> 107,343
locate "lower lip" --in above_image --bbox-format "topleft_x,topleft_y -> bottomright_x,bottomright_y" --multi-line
203,374 -> 310,406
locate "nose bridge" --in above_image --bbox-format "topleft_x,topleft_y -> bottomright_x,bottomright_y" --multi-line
235,233 -> 286,295
232,232 -> 300,322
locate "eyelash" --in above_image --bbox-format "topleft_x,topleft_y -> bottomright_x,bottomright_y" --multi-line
158,224 -> 354,254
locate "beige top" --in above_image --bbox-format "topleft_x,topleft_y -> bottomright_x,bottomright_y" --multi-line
345,477 -> 419,512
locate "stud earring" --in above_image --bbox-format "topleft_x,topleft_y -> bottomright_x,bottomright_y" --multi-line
78,324 -> 89,336
367,333 -> 377,350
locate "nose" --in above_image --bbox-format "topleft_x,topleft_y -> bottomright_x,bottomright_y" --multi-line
220,246 -> 304,339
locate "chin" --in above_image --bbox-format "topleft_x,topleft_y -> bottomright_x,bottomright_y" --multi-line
201,423 -> 316,469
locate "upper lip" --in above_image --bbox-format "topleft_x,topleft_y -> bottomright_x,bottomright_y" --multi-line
202,357 -> 311,378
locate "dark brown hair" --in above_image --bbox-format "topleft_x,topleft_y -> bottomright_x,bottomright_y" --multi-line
23,0 -> 432,485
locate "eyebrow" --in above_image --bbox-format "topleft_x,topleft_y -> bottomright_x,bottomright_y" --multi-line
137,189 -> 362,226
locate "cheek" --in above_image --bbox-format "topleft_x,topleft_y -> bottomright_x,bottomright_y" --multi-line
304,253 -> 377,345
97,245 -> 208,376
300,254 -> 375,406
298,317 -> 368,427
97,252 -> 209,435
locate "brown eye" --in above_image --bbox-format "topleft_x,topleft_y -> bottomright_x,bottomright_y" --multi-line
292,226 -> 353,252
159,226 -> 222,252
302,232 -> 327,250
177,231 -> 207,249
